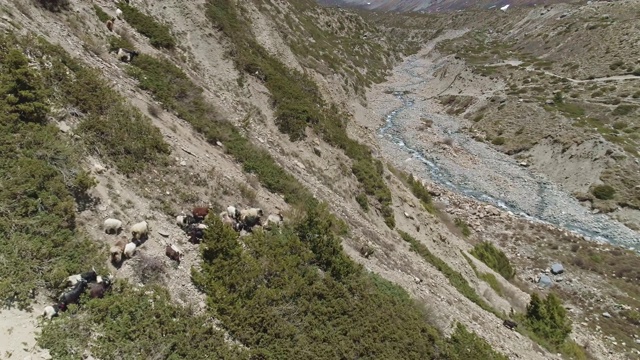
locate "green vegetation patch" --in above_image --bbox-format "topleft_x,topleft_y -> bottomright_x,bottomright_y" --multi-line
397,171 -> 436,213
117,1 -> 175,49
39,283 -> 246,359
612,104 -> 637,116
454,218 -> 471,237
463,252 -> 503,296
93,4 -> 111,23
591,184 -> 616,200
470,242 -> 515,280
108,35 -> 134,52
519,293 -> 572,347
0,34 -> 112,309
192,204 -> 506,358
38,51 -> 170,174
355,192 -> 369,211
398,231 -> 501,317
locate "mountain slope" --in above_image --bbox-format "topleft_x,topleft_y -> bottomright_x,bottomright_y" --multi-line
0,0 -> 638,359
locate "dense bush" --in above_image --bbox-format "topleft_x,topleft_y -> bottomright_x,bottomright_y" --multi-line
39,283 -> 246,359
0,35 -> 105,309
591,184 -> 616,200
398,231 -> 500,317
470,242 -> 515,280
192,203 -> 505,358
523,293 -> 572,346
117,2 -> 176,49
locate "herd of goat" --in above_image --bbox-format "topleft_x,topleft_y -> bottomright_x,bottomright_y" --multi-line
43,205 -> 283,320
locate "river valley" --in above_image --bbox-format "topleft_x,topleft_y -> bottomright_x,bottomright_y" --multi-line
370,33 -> 640,250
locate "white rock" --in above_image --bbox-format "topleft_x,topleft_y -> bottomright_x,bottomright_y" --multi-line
602,312 -> 612,318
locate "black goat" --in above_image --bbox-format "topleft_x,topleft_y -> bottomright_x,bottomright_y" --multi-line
59,279 -> 88,306
503,319 -> 518,330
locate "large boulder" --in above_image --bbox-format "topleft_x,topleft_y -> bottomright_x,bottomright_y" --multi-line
551,263 -> 564,275
538,275 -> 552,288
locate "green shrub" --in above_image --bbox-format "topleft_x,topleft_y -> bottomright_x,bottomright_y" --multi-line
448,323 -> 508,360
470,242 -> 515,280
398,231 -> 500,317
632,68 -> 640,76
355,192 -> 369,211
523,293 -> 572,346
397,172 -> 436,213
492,137 -> 505,145
117,2 -> 175,49
191,203 -> 504,358
479,272 -> 503,296
0,34 -> 106,309
93,4 -> 111,23
56,63 -> 170,174
108,35 -> 134,52
39,283 -> 246,359
612,104 -> 637,116
454,218 -> 471,237
591,184 -> 616,200
194,206 -> 436,358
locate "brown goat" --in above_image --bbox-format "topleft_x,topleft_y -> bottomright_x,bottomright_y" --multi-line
106,17 -> 115,32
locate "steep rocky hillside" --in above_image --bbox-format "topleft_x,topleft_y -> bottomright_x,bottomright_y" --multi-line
0,0 -> 639,360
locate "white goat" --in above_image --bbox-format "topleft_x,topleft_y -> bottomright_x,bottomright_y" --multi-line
43,304 -> 65,320
124,242 -> 137,258
239,208 -> 264,229
130,221 -> 149,240
103,218 -> 123,234
226,205 -> 240,220
264,213 -> 284,230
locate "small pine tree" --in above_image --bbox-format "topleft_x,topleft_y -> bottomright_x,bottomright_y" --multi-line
525,293 -> 572,346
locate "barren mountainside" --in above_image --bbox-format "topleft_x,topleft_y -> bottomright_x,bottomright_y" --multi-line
1,0 -> 640,359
